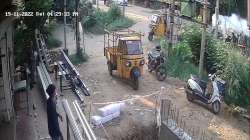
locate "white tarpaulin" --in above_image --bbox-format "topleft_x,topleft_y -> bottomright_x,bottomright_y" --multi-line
91,111 -> 120,126
97,103 -> 125,117
212,13 -> 250,36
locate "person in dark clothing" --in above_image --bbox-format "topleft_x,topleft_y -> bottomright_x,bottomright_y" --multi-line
46,84 -> 63,140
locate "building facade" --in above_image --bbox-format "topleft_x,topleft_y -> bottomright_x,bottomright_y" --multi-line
0,0 -> 17,123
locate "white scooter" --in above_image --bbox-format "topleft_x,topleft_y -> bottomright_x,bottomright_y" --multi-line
185,74 -> 226,114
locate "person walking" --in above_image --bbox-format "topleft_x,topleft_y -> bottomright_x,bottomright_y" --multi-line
46,84 -> 63,140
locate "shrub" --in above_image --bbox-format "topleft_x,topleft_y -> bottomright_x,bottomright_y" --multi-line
206,39 -> 229,74
166,56 -> 200,80
181,24 -> 202,65
172,41 -> 193,62
222,49 -> 250,106
106,4 -> 122,22
82,14 -> 98,29
107,17 -> 134,31
161,39 -> 202,80
69,48 -> 89,65
82,4 -> 134,33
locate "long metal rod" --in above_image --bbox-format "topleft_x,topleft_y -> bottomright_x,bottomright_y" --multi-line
73,100 -> 97,140
62,99 -> 83,140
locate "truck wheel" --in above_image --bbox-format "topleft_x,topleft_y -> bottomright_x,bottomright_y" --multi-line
132,77 -> 139,90
107,61 -> 112,76
147,61 -> 153,72
156,65 -> 167,81
148,32 -> 153,41
212,101 -> 221,114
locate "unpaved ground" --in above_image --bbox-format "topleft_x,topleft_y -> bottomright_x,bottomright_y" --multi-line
53,3 -> 250,140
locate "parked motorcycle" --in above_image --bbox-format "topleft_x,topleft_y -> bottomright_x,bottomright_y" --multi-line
185,74 -> 226,114
148,45 -> 167,81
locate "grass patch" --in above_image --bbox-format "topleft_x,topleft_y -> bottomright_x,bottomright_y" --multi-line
166,58 -> 199,80
106,17 -> 134,31
69,52 -> 89,65
165,55 -> 207,80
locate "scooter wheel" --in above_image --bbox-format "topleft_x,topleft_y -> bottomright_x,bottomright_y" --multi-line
156,65 -> 167,81
148,66 -> 153,72
147,62 -> 153,72
132,77 -> 139,90
107,61 -> 113,76
212,101 -> 221,114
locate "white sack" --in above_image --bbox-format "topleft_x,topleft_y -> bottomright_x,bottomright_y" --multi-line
91,111 -> 120,126
98,103 -> 125,117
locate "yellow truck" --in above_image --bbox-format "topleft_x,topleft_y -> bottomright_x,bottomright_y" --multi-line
104,29 -> 145,90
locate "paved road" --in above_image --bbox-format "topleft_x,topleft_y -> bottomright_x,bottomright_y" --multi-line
98,2 -> 159,21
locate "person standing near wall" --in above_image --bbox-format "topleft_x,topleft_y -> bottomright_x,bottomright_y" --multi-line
46,84 -> 63,140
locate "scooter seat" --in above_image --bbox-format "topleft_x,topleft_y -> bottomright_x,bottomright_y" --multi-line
190,75 -> 207,92
149,49 -> 161,58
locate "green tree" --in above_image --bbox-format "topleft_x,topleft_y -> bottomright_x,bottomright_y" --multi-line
23,0 -> 53,30
14,0 -> 53,65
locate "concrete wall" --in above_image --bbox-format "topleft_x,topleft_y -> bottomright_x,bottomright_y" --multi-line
0,17 -> 15,122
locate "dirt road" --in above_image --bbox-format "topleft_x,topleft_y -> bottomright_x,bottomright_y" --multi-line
53,3 -> 250,140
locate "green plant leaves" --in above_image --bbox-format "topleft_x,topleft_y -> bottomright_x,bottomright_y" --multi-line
82,4 -> 134,33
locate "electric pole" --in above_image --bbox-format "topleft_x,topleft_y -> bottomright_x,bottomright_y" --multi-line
247,0 -> 250,56
198,0 -> 208,78
63,0 -> 68,55
215,0 -> 219,38
168,0 -> 175,56
75,0 -> 81,56
122,0 -> 125,17
97,0 -> 99,9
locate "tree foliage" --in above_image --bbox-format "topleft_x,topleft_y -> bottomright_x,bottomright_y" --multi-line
14,0 -> 53,66
181,24 -> 202,65
82,4 -> 134,33
24,0 -> 53,30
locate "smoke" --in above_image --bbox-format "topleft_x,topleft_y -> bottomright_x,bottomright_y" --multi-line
212,13 -> 250,36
